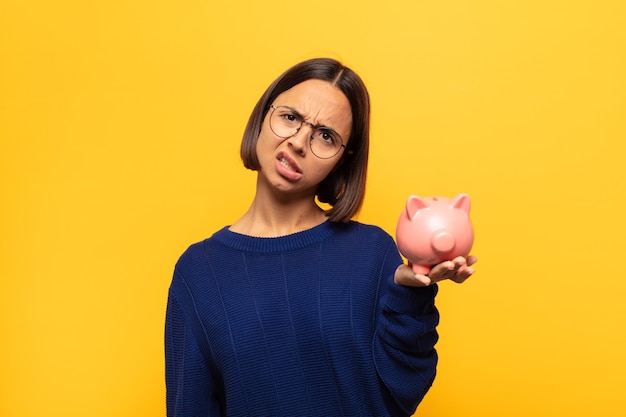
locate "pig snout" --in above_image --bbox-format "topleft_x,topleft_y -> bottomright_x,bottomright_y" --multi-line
431,230 -> 455,254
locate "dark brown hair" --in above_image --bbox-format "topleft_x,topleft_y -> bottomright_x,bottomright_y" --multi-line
240,58 -> 370,223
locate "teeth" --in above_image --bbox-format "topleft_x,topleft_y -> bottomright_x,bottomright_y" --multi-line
280,157 -> 291,168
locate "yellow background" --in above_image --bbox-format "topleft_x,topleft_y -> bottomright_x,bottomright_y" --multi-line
1,0 -> 624,415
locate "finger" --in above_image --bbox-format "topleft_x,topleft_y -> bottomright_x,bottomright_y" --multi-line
451,265 -> 475,283
450,256 -> 468,267
430,259 -> 464,282
396,273 -> 432,287
428,260 -> 455,279
409,274 -> 433,287
467,255 -> 478,267
394,264 -> 432,287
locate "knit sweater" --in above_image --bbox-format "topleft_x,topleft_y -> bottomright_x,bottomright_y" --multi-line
165,220 -> 439,417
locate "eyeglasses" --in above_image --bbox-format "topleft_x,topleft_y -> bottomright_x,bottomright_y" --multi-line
269,105 -> 346,159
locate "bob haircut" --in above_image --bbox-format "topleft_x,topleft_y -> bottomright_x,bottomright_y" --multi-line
240,58 -> 371,223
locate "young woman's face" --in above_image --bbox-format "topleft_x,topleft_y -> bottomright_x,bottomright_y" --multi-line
256,79 -> 353,197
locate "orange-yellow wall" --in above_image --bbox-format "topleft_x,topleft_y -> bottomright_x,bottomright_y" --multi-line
1,1 -> 624,416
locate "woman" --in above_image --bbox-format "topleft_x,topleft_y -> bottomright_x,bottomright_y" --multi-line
165,58 -> 476,416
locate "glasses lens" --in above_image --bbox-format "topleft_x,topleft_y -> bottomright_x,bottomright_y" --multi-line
269,106 -> 344,159
310,128 -> 343,159
270,106 -> 300,138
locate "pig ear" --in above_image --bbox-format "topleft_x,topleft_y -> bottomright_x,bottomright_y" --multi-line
406,196 -> 429,219
451,193 -> 471,214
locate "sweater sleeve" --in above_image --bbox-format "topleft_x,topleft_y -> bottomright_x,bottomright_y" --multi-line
373,249 -> 440,416
165,289 -> 222,416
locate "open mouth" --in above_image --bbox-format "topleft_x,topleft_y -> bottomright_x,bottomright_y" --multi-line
277,154 -> 302,174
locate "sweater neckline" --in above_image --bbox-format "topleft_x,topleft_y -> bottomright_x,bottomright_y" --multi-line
212,220 -> 342,253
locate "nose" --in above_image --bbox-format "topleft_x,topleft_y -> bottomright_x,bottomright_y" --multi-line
287,125 -> 311,155
431,230 -> 455,254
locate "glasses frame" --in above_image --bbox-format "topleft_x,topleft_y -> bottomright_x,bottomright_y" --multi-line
269,105 -> 346,159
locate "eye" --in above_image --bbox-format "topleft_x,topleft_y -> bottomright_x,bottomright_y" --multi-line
278,109 -> 301,126
314,128 -> 339,146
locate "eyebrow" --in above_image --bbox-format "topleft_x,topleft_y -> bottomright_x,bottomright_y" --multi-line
280,105 -> 339,134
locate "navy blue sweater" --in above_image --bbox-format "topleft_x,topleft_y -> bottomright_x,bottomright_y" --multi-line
165,220 -> 439,416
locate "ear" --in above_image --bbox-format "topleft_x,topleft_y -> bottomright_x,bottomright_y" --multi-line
451,193 -> 471,214
406,195 -> 429,219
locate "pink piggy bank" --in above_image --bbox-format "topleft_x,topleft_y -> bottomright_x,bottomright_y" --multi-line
396,193 -> 474,275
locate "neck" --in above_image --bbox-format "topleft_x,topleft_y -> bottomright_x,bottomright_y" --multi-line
230,179 -> 328,237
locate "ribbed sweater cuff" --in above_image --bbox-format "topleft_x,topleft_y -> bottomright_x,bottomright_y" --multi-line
383,281 -> 438,315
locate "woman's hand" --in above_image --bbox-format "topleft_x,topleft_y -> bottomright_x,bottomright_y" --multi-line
394,256 -> 477,287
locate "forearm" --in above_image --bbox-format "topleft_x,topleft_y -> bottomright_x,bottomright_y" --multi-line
165,292 -> 218,416
373,280 -> 439,416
